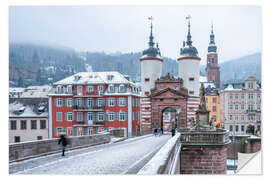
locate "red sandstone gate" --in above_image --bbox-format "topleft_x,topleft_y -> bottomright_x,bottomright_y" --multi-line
161,107 -> 176,131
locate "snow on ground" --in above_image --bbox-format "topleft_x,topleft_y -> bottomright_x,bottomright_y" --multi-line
10,134 -> 170,175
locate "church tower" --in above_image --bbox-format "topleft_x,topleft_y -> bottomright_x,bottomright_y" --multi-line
140,17 -> 163,96
205,24 -> 220,89
177,16 -> 201,97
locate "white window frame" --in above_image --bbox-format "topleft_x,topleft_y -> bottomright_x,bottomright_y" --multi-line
67,112 -> 73,121
86,85 -> 94,92
86,112 -> 94,121
86,98 -> 94,108
108,112 -> 115,121
77,85 -> 83,95
107,98 -> 115,107
97,112 -> 105,121
118,98 -> 126,106
57,85 -> 62,94
56,112 -> 62,121
119,111 -> 126,121
66,98 -> 73,107
97,98 -> 104,107
56,98 -> 63,107
98,85 -> 103,92
119,84 -> 125,93
77,112 -> 83,121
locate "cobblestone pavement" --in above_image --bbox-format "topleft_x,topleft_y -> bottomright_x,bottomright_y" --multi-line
10,134 -> 171,175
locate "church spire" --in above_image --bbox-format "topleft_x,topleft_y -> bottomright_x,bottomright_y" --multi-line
208,22 -> 217,53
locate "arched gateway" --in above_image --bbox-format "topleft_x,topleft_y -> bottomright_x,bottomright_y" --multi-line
150,73 -> 189,132
161,107 -> 176,131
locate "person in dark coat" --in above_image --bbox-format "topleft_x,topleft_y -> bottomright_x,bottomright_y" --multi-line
58,133 -> 68,156
171,128 -> 175,137
161,127 -> 163,135
154,128 -> 157,136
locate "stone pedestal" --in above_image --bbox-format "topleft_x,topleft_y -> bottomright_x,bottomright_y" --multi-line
180,129 -> 231,174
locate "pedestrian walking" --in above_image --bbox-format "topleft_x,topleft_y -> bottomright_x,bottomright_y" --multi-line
158,128 -> 161,137
58,132 -> 68,156
154,128 -> 157,136
171,128 -> 175,137
161,127 -> 163,135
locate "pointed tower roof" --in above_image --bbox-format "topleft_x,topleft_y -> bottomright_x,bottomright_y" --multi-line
142,16 -> 161,59
208,23 -> 217,53
180,15 -> 199,57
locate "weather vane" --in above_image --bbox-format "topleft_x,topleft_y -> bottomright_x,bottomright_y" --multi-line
186,15 -> 191,28
148,16 -> 153,28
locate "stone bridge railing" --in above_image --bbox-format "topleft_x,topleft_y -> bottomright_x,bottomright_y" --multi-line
138,133 -> 181,174
9,133 -> 110,163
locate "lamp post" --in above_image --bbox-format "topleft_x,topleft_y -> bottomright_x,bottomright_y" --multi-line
177,108 -> 181,133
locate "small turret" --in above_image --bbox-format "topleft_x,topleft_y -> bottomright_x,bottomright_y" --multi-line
180,15 -> 199,57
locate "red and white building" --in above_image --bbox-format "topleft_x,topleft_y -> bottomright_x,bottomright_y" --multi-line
140,18 -> 201,134
48,71 -> 141,138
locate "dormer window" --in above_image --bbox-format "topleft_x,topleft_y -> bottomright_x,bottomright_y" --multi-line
38,106 -> 45,113
107,75 -> 114,81
57,85 -> 62,93
119,84 -> 125,93
19,106 -> 25,113
160,85 -> 163,90
74,75 -> 81,81
145,78 -> 150,82
174,86 -> 179,90
248,82 -> 254,89
109,85 -> 114,93
68,85 -> 73,94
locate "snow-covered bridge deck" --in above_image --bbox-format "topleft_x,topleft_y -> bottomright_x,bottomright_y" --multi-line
10,134 -> 171,174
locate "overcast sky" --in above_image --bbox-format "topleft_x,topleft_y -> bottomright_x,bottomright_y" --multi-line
9,6 -> 261,64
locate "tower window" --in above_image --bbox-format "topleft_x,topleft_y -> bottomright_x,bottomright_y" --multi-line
145,91 -> 149,95
189,77 -> 195,81
145,78 -> 150,82
189,91 -> 194,95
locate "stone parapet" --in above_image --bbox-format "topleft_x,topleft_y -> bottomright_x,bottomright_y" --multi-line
180,129 -> 231,146
9,133 -> 110,162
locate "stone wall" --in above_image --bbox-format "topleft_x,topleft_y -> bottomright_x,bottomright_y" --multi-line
246,138 -> 261,153
227,135 -> 261,159
9,133 -> 110,162
180,146 -> 227,174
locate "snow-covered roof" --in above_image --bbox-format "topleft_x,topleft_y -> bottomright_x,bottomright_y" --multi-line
21,85 -> 51,98
9,88 -> 25,93
54,71 -> 136,86
223,84 -> 242,91
9,102 -> 48,118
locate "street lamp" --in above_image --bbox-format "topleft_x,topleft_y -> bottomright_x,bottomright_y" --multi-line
177,108 -> 181,133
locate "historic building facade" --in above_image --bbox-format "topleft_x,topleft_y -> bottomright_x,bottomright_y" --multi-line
205,86 -> 220,126
205,25 -> 221,89
9,97 -> 49,143
140,17 -> 201,134
150,73 -> 188,132
220,76 -> 261,135
48,71 -> 141,138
